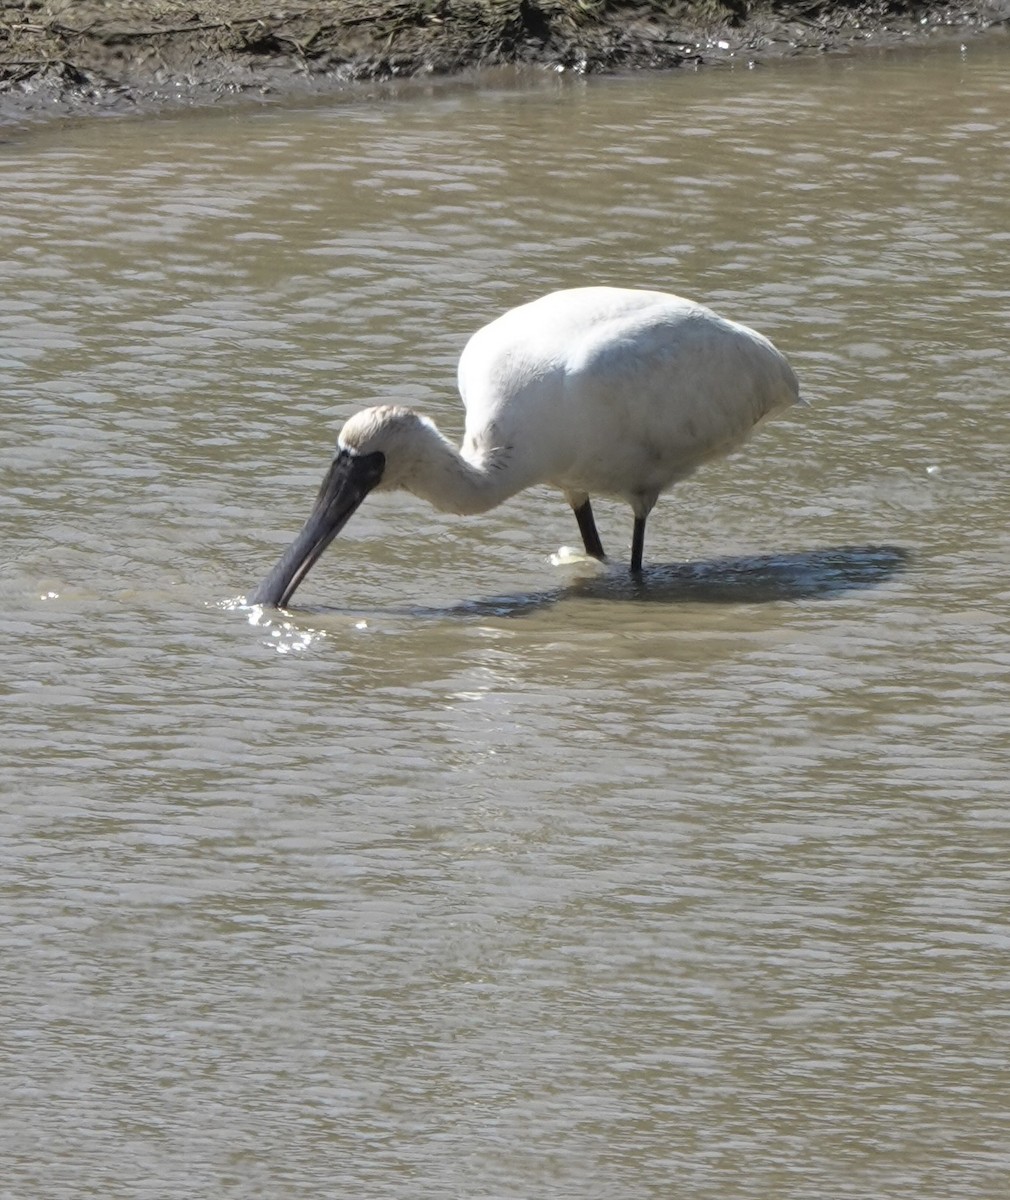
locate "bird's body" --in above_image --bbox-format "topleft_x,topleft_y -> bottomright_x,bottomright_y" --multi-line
249,287 -> 800,608
455,287 -> 797,516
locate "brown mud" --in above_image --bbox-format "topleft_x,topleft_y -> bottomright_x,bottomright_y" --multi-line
1,0 -> 1008,124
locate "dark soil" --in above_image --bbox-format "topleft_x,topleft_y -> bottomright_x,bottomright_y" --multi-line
1,0 -> 1008,122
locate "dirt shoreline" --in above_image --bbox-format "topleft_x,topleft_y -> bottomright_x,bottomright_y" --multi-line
2,0 -> 1008,125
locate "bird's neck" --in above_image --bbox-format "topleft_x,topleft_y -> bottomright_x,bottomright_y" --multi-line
400,420 -> 518,517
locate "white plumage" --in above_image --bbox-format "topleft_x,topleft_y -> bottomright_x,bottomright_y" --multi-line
250,287 -> 800,607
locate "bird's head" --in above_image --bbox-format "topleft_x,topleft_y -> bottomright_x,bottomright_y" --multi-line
338,405 -> 442,492
247,405 -> 445,609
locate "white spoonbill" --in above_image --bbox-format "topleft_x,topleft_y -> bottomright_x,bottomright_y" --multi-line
249,286 -> 800,607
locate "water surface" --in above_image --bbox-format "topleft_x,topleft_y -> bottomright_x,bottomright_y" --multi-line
3,39 -> 1010,1200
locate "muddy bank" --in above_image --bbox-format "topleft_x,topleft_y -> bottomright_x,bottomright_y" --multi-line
1,0 -> 1008,123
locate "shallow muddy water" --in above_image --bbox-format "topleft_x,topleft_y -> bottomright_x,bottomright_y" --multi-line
3,38 -> 1010,1200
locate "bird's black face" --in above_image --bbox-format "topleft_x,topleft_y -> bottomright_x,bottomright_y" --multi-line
248,448 -> 386,608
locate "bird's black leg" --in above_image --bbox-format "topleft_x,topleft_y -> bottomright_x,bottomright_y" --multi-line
573,498 -> 606,560
630,516 -> 646,574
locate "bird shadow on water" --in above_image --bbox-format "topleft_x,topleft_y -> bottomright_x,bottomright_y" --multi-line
292,544 -> 911,622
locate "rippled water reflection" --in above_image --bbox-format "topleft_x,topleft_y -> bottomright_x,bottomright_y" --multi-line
3,38 -> 1010,1200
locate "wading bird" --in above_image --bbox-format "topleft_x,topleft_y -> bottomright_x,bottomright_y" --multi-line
249,286 -> 800,607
